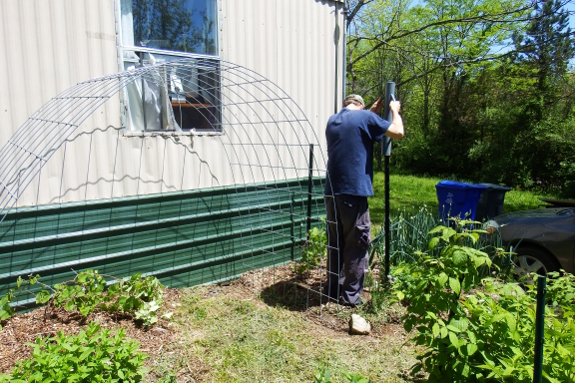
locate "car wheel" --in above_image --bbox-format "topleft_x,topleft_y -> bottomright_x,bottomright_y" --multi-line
512,246 -> 560,277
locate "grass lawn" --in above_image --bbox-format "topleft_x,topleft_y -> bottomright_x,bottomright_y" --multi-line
369,172 -> 559,226
144,267 -> 418,382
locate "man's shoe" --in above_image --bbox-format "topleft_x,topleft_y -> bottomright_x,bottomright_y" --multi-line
340,297 -> 363,307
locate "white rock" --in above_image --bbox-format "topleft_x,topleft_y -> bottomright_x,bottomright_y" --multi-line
349,314 -> 371,335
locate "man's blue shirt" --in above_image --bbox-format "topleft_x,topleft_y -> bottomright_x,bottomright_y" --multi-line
324,108 -> 391,197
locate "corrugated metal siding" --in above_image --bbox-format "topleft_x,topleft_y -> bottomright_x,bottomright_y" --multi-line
221,0 -> 345,172
0,0 -> 119,149
0,177 -> 325,304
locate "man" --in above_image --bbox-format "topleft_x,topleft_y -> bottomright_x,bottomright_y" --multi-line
324,94 -> 404,306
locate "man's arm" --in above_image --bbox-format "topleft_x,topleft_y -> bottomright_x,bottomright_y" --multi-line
368,98 -> 404,140
385,101 -> 404,139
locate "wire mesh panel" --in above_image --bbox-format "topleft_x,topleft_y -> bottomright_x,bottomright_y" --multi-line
0,58 -> 341,314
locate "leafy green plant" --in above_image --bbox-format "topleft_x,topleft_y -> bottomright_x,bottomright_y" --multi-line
45,270 -> 108,316
40,270 -> 165,327
546,271 -> 575,316
107,272 -> 165,326
391,221 -> 575,382
1,270 -> 165,327
0,321 -> 147,382
343,371 -> 371,383
0,275 -> 42,329
297,220 -> 327,274
314,368 -> 332,383
313,369 -> 371,383
370,209 -> 505,276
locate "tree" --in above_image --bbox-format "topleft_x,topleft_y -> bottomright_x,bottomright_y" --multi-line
514,0 -> 575,118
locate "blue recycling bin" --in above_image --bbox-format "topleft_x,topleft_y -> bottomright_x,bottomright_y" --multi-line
435,181 -> 488,223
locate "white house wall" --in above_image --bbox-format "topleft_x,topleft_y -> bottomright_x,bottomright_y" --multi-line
0,0 -> 344,208
221,0 -> 344,178
0,0 -> 119,148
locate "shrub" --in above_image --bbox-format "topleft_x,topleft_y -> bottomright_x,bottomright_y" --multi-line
390,222 -> 575,382
0,322 -> 147,382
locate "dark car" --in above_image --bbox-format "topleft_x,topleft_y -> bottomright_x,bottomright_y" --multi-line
484,207 -> 575,276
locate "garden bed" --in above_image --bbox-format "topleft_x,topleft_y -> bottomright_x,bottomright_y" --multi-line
0,264 -> 418,382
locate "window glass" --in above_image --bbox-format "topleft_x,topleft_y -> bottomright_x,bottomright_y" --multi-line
123,54 -> 221,132
119,0 -> 221,133
121,0 -> 217,55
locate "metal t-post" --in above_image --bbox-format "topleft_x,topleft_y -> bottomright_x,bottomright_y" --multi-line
382,81 -> 395,279
306,144 -> 314,236
533,275 -> 547,383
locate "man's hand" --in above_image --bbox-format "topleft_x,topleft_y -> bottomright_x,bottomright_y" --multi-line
369,97 -> 383,114
370,98 -> 401,115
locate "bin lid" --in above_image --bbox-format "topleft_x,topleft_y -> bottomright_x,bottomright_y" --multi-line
436,180 -> 488,190
477,183 -> 512,191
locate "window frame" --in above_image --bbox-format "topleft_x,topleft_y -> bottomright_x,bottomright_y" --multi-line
115,0 -> 222,136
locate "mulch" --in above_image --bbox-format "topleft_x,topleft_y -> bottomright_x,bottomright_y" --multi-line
0,288 -> 181,374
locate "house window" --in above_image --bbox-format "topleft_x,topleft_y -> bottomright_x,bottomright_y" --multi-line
118,0 -> 221,133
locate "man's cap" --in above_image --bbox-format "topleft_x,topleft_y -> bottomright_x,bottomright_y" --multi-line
344,94 -> 364,107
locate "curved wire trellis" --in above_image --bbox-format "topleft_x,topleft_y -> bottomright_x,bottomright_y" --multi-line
0,57 -> 345,312
0,57 -> 326,220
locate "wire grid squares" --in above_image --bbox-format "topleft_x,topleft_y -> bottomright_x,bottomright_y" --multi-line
0,57 -> 346,316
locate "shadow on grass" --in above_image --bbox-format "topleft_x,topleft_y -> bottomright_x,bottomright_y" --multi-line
259,273 -> 333,312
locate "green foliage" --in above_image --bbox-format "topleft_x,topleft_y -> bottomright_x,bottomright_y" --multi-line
343,371 -> 371,383
314,368 -> 332,383
49,270 -> 108,316
371,205 -> 439,266
391,222 -> 575,382
297,220 -> 327,275
0,275 -> 42,329
314,369 -> 371,383
0,322 -> 147,383
350,0 -> 575,193
1,271 -> 165,328
546,271 -> 575,317
48,270 -> 164,327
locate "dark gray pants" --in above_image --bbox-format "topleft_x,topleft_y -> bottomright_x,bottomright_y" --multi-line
324,195 -> 370,305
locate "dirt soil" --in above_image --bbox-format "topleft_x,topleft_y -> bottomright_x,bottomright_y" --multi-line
0,263 -> 411,380
0,289 -> 180,374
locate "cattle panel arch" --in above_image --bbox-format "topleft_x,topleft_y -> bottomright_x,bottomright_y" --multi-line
0,58 -> 339,308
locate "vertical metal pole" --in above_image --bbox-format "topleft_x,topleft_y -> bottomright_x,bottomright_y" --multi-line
383,81 -> 395,279
533,275 -> 546,383
384,157 -> 390,278
306,144 -> 314,235
290,191 -> 295,261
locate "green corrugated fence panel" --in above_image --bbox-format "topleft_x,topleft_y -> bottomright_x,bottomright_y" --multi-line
0,178 -> 325,305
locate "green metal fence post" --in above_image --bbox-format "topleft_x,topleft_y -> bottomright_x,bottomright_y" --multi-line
533,274 -> 546,383
306,144 -> 314,236
382,81 -> 395,279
